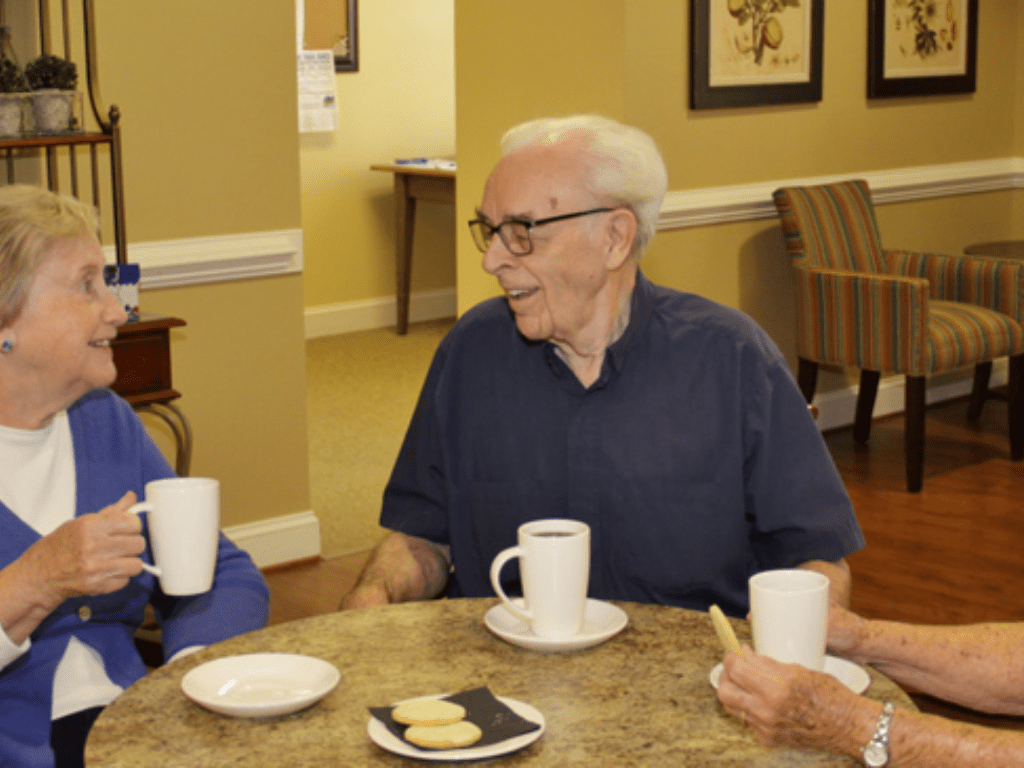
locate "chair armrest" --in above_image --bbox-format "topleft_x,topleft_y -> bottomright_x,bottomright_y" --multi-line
883,249 -> 1024,321
793,265 -> 930,374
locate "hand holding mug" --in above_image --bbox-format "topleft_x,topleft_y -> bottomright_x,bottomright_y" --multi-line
19,491 -> 146,606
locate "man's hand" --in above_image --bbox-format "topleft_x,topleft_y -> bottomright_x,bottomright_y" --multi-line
340,581 -> 390,610
339,533 -> 450,610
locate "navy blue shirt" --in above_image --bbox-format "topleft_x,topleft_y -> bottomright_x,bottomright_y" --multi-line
381,272 -> 864,616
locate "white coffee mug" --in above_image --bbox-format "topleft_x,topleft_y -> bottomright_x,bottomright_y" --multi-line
489,518 -> 590,640
128,477 -> 220,596
749,569 -> 829,671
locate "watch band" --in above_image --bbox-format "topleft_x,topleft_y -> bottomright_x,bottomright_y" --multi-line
862,702 -> 895,767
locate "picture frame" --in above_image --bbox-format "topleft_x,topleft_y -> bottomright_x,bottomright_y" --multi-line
690,0 -> 824,110
334,0 -> 358,73
868,0 -> 977,98
303,0 -> 359,73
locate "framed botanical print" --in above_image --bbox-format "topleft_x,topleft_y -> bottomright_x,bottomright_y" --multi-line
868,0 -> 977,98
333,0 -> 358,73
690,0 -> 824,109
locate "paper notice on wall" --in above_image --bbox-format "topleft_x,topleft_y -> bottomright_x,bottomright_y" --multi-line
298,50 -> 338,133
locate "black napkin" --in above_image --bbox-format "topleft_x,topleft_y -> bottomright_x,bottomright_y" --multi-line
369,686 -> 540,750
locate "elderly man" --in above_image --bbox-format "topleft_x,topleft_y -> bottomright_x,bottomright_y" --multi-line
341,115 -> 863,615
716,605 -> 1024,766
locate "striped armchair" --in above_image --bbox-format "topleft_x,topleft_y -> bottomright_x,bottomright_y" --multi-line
773,179 -> 1024,492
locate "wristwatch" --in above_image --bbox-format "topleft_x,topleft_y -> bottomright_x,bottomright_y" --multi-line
862,702 -> 894,767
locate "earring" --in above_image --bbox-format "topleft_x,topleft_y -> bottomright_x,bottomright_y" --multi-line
1,339 -> 11,353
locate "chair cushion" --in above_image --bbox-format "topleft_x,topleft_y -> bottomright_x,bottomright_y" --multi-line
927,300 -> 1024,373
773,180 -> 886,273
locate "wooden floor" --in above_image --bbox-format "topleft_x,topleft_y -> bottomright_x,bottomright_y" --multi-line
263,393 -> 1024,729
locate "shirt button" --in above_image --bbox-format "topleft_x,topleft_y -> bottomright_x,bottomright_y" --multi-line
78,605 -> 92,622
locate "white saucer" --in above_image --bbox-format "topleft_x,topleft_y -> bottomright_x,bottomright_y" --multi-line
181,653 -> 341,718
484,598 -> 628,652
709,655 -> 870,694
367,695 -> 545,762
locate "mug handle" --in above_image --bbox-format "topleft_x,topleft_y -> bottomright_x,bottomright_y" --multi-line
126,502 -> 162,577
489,546 -> 532,624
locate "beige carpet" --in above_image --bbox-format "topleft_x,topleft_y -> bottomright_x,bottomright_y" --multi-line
306,317 -> 454,556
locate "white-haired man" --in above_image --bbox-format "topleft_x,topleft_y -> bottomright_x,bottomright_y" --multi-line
342,115 -> 862,615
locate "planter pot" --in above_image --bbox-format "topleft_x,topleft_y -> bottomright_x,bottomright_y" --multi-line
29,89 -> 79,134
0,93 -> 25,137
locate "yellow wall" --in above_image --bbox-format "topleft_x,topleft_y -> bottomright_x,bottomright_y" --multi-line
300,0 -> 455,310
1015,4 -> 1024,231
455,0 -> 1024,390
87,1 -> 309,527
454,0 -> 628,314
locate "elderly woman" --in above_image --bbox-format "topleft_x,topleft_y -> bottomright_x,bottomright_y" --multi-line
0,185 -> 269,767
716,604 -> 1024,766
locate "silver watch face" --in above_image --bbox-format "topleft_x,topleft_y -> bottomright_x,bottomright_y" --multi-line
863,742 -> 888,767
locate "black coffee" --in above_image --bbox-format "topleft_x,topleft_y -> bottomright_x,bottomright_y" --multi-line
535,531 -> 574,537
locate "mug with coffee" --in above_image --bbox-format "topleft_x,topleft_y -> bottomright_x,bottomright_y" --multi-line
128,477 -> 220,596
749,568 -> 829,671
489,518 -> 590,640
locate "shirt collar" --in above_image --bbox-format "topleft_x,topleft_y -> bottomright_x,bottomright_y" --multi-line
605,270 -> 654,374
541,270 -> 655,388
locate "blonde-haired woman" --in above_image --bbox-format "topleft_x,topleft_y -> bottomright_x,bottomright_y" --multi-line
0,185 -> 268,767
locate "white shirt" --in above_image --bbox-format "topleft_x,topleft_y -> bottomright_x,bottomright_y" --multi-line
0,412 -> 125,718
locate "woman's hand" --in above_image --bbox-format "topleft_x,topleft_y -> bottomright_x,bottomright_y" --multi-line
827,603 -> 870,661
716,647 -> 865,754
0,492 -> 149,644
20,491 -> 147,605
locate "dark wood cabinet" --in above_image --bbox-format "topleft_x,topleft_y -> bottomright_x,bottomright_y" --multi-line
111,314 -> 191,475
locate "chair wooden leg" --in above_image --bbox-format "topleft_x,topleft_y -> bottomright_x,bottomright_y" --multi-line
1009,354 -> 1024,461
905,376 -> 926,493
966,362 -> 992,421
853,370 -> 880,444
797,358 -> 818,404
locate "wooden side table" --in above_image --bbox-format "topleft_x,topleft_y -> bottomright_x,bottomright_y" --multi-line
371,163 -> 456,334
110,314 -> 192,476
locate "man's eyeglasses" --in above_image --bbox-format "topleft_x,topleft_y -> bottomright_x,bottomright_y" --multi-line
467,207 -> 618,256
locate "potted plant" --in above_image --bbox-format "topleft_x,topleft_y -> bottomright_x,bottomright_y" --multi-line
0,26 -> 28,138
0,57 -> 28,137
24,53 -> 78,133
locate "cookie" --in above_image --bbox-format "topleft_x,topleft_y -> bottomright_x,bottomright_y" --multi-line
392,698 -> 467,726
709,604 -> 741,654
405,720 -> 483,750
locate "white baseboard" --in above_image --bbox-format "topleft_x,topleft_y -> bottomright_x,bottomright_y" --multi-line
813,359 -> 1009,432
223,510 -> 322,569
304,287 -> 456,338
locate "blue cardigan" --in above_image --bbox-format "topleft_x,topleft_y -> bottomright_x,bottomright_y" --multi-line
0,389 -> 270,767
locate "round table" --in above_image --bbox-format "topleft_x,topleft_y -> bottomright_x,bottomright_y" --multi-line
85,599 -> 916,766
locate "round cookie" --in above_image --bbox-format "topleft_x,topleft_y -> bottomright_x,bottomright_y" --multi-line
405,720 -> 483,750
392,698 -> 467,726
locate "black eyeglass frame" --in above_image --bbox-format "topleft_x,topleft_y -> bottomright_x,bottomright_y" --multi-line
468,206 -> 619,255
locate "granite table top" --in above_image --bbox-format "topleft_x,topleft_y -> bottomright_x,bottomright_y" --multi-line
85,599 -> 916,766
